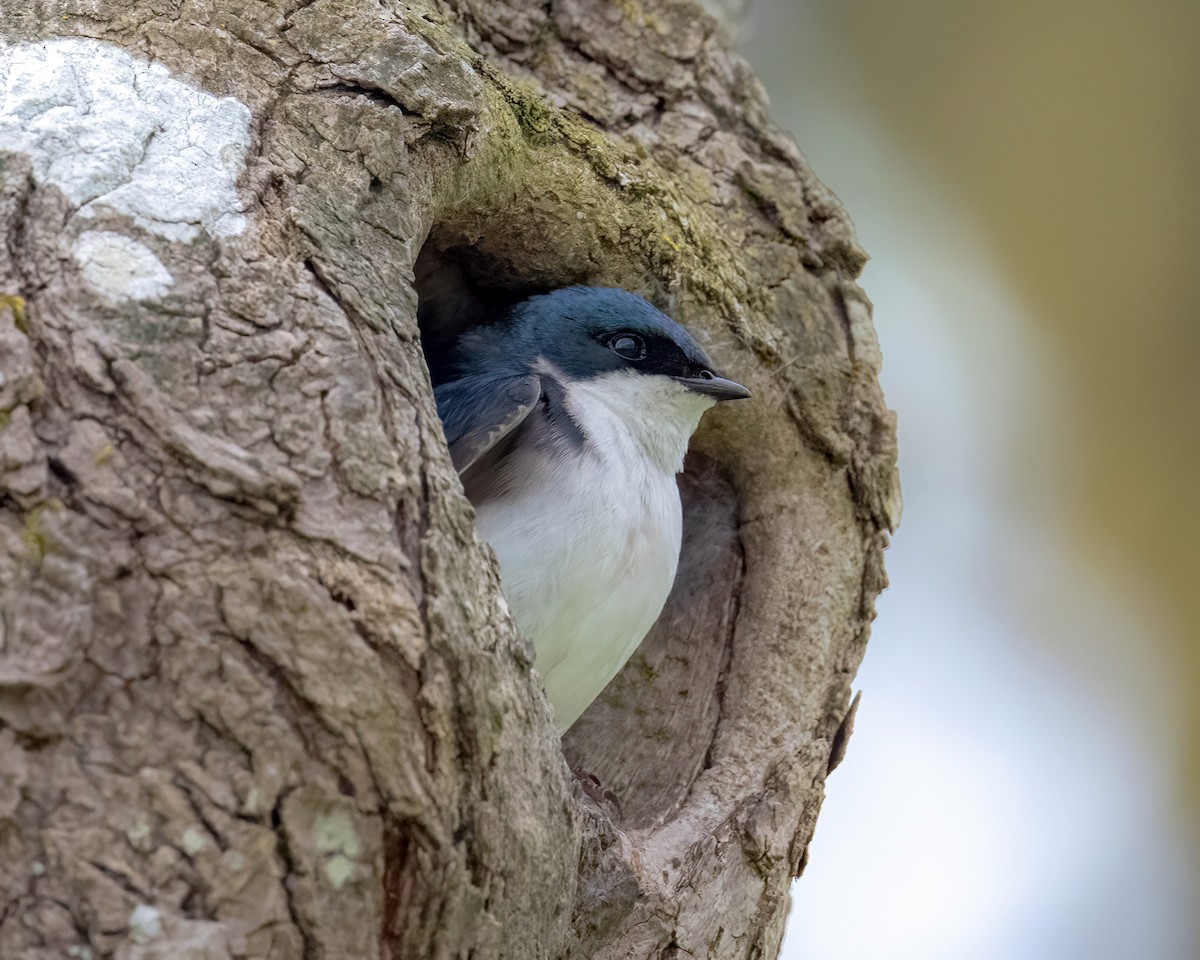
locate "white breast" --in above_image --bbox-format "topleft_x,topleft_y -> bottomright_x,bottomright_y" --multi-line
475,370 -> 713,732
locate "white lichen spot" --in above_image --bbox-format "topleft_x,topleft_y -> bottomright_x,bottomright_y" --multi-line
67,946 -> 94,960
125,818 -> 155,854
0,39 -> 251,241
314,810 -> 360,888
72,231 -> 173,302
181,826 -> 208,855
314,810 -> 361,858
324,854 -> 355,889
30,860 -> 45,876
128,904 -> 164,944
125,819 -> 151,845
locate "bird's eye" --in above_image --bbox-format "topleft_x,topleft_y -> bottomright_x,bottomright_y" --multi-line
610,333 -> 646,360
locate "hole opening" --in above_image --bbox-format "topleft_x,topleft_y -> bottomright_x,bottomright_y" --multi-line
413,229 -> 742,828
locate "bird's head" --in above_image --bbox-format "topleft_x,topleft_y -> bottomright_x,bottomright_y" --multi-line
472,286 -> 750,469
519,287 -> 750,403
473,285 -> 749,398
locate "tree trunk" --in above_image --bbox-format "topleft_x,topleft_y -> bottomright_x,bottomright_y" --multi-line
0,2 -> 898,957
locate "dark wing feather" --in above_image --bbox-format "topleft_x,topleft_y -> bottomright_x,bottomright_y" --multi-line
434,374 -> 541,474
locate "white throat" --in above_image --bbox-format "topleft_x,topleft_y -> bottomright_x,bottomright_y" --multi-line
561,369 -> 713,474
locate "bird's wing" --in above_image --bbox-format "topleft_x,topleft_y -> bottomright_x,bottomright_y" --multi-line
434,373 -> 542,474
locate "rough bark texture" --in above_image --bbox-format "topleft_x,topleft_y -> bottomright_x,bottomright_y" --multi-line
0,2 -> 898,958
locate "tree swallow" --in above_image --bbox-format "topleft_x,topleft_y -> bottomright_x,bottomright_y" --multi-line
434,286 -> 750,732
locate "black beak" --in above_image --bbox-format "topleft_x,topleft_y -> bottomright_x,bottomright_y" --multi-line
673,373 -> 752,401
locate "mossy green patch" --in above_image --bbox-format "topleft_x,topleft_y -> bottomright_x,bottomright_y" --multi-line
431,67 -> 767,340
0,294 -> 28,335
20,500 -> 62,562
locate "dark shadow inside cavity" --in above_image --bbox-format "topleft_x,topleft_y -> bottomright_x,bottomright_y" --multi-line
415,233 -> 678,385
415,238 -> 559,385
415,232 -> 742,829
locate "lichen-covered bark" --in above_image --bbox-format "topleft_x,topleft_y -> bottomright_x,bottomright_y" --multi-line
0,2 -> 897,958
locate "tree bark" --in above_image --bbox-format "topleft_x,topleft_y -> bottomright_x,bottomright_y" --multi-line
0,2 -> 898,958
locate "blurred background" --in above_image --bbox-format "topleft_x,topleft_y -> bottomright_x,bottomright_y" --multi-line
735,1 -> 1200,957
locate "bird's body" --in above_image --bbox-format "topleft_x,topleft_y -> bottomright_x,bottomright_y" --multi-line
473,368 -> 705,728
434,287 -> 748,732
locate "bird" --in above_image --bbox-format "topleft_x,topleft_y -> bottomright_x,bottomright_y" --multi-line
433,286 -> 750,733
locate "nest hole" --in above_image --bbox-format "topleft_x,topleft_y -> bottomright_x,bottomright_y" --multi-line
414,229 -> 743,829
415,234 -> 584,384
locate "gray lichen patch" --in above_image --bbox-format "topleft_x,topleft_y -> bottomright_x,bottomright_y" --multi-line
0,38 -> 251,242
72,231 -> 174,303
